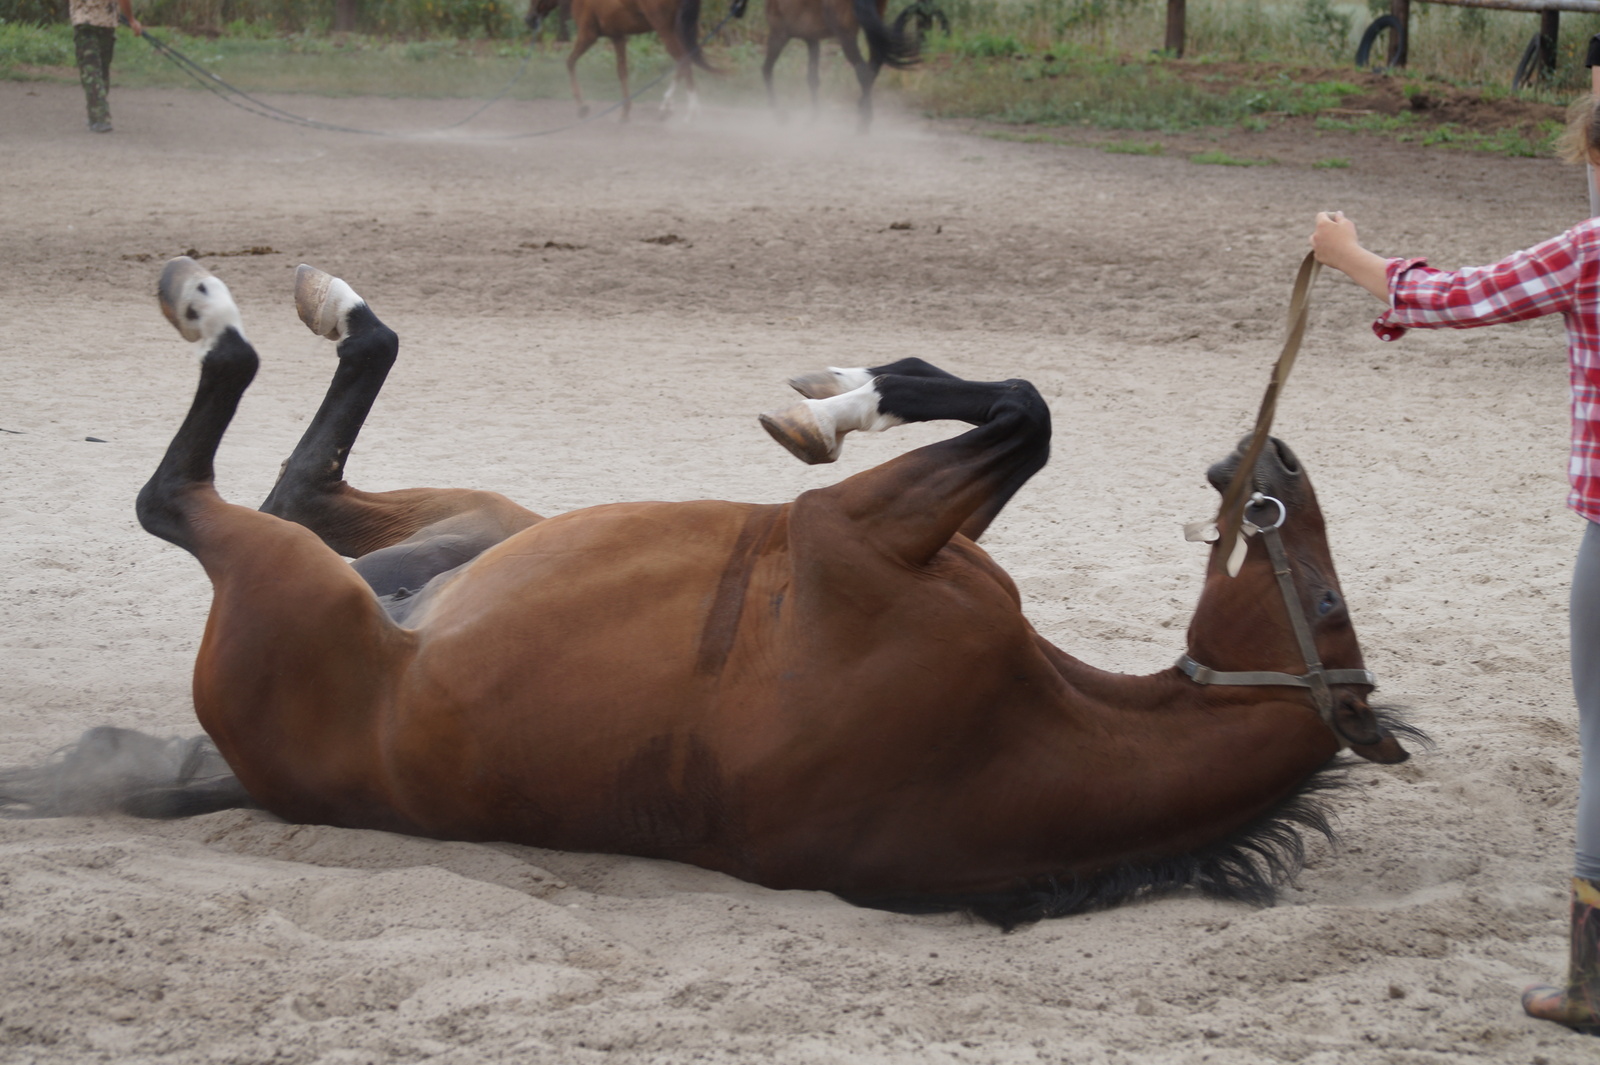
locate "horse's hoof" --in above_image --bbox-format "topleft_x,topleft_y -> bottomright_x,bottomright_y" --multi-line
294,264 -> 362,342
759,401 -> 841,465
158,256 -> 242,346
577,104 -> 591,118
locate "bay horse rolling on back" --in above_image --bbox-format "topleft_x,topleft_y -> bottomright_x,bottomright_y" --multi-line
761,0 -> 916,130
527,0 -> 710,120
39,259 -> 1415,928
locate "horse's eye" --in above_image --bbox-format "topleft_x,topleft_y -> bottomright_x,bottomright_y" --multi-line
1317,590 -> 1340,615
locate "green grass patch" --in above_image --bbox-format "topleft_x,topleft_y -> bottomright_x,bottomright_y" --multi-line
903,54 -> 1368,133
983,129 -> 1068,144
1311,156 -> 1351,168
1189,148 -> 1271,165
1103,140 -> 1163,154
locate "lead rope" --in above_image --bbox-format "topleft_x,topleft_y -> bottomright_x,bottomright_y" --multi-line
126,10 -> 740,140
1212,250 -> 1322,577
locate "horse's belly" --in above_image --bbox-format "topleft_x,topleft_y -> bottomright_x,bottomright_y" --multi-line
593,10 -> 654,36
367,500 -> 1051,888
769,1 -> 843,38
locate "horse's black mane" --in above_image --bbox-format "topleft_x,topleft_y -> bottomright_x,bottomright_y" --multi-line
846,708 -> 1430,931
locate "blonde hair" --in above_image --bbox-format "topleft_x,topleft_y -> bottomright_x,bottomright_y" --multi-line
1558,94 -> 1600,163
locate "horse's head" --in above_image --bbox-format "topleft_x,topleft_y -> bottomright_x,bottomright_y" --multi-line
1185,436 -> 1410,765
525,0 -> 559,30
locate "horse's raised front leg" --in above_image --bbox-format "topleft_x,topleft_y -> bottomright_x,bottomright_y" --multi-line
762,366 -> 1049,555
259,265 -> 542,596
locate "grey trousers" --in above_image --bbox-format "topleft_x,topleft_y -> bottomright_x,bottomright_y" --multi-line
1573,520 -> 1600,878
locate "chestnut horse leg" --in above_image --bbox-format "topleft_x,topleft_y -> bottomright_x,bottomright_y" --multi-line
259,266 -> 542,597
612,35 -> 632,121
649,20 -> 698,121
763,365 -> 1049,552
566,22 -> 600,117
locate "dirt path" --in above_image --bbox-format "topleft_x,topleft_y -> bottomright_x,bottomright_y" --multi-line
2,78 -> 1596,1063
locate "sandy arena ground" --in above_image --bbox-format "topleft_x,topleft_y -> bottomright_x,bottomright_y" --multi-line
2,75 -> 1598,1063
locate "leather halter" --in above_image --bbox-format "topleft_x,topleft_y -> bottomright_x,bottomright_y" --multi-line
1177,494 -> 1376,748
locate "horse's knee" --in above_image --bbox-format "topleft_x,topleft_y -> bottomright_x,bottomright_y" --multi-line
258,477 -> 327,528
993,379 -> 1048,424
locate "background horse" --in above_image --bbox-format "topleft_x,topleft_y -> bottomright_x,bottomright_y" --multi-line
18,258 -> 1416,928
528,0 -> 711,120
762,0 -> 917,129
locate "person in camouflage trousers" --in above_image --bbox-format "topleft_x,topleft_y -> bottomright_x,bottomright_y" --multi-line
71,0 -> 141,133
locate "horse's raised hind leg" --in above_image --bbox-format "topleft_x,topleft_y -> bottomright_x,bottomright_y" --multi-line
762,370 -> 1049,551
259,265 -> 542,593
138,260 -> 419,825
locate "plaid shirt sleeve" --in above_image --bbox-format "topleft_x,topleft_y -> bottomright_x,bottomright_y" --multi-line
1371,229 -> 1583,342
1369,220 -> 1600,524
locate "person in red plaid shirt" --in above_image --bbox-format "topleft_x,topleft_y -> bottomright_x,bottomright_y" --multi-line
1310,106 -> 1600,1036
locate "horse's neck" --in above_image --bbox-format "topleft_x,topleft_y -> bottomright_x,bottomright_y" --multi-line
1022,636 -> 1339,867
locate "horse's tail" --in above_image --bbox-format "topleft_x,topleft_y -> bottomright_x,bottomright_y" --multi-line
0,727 -> 256,820
675,0 -> 717,73
855,0 -> 918,70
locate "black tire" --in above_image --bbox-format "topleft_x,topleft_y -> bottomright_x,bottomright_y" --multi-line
1512,31 -> 1547,89
891,3 -> 949,49
1354,14 -> 1405,72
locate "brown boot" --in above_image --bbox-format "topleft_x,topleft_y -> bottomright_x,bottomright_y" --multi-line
1523,876 -> 1600,1035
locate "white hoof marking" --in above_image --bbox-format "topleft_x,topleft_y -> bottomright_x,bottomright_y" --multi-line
159,257 -> 245,356
295,264 -> 365,342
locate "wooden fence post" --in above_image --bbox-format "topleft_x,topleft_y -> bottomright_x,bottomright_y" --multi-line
1165,0 -> 1186,56
1390,0 -> 1411,66
1541,9 -> 1561,75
